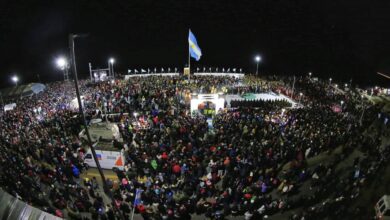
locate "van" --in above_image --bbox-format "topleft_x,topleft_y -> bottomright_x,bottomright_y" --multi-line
84,147 -> 125,171
80,120 -> 125,170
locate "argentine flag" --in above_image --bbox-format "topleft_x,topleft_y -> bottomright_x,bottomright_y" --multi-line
189,30 -> 202,61
134,189 -> 144,206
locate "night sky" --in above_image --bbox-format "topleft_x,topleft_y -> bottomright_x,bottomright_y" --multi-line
1,0 -> 390,88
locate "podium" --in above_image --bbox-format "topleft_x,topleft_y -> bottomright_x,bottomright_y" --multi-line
184,67 -> 190,76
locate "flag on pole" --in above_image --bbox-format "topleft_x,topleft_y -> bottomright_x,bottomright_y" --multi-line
134,189 -> 144,206
168,67 -> 171,72
188,30 -> 202,61
147,68 -> 150,73
216,68 -> 219,72
128,69 -> 132,74
196,67 -> 200,72
154,68 -> 157,73
161,68 -> 164,72
141,69 -> 146,73
227,68 -> 230,72
174,67 -> 178,72
134,69 -> 139,74
203,67 -> 206,72
222,68 -> 225,72
233,68 -> 236,72
209,67 -> 212,72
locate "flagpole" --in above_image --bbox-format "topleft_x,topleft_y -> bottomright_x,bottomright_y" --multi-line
131,203 -> 136,220
188,29 -> 191,81
131,188 -> 137,220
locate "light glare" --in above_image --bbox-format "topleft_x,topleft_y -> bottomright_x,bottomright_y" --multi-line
56,57 -> 67,69
12,76 -> 18,82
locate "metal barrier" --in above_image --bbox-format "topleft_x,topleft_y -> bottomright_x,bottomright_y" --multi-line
0,189 -> 62,220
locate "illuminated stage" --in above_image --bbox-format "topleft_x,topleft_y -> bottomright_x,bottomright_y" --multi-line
190,93 -> 225,117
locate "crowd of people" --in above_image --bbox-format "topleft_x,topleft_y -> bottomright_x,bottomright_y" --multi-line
0,74 -> 387,219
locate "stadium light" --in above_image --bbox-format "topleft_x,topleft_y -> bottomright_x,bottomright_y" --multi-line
255,55 -> 261,75
56,57 -> 69,81
109,58 -> 115,78
11,75 -> 19,86
56,57 -> 67,70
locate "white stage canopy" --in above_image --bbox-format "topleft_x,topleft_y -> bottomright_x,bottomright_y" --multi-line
194,73 -> 245,78
125,73 -> 179,80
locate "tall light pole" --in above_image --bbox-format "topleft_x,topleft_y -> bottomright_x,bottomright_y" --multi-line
69,34 -> 108,191
359,95 -> 366,126
69,34 -> 125,220
56,57 -> 69,81
11,75 -> 19,86
299,92 -> 303,104
255,55 -> 261,75
109,58 -> 115,78
0,92 -> 4,113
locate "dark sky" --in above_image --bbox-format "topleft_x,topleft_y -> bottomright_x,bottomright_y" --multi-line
1,0 -> 390,88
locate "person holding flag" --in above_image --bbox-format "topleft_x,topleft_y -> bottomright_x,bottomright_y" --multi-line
131,188 -> 144,220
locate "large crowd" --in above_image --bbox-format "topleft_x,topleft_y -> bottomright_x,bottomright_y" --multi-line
0,74 -> 388,220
